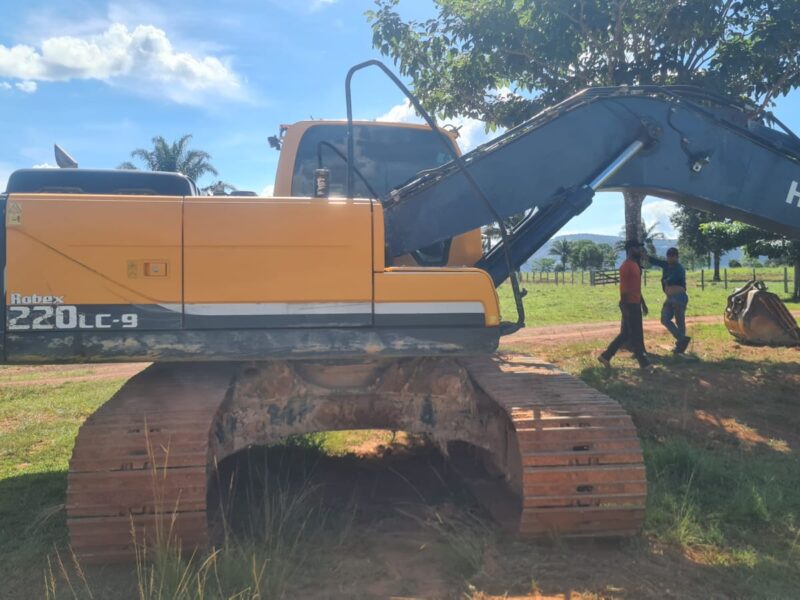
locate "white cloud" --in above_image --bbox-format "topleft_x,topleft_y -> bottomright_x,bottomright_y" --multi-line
642,198 -> 678,237
0,23 -> 244,105
376,100 -> 502,153
32,163 -> 55,169
261,184 -> 275,197
15,80 -> 37,93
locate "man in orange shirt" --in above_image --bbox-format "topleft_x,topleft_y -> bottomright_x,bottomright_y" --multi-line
598,240 -> 651,369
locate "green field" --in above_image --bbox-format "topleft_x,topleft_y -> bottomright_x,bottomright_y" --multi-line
1,306 -> 799,598
499,267 -> 798,326
512,323 -> 800,599
0,380 -> 126,595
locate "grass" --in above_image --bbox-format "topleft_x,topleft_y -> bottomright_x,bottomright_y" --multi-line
43,440 -> 355,600
506,323 -> 800,598
2,321 -> 799,598
0,379 -> 126,593
500,267 -> 798,325
0,366 -> 96,383
301,429 -> 396,456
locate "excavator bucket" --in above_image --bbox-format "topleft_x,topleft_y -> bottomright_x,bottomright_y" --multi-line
724,280 -> 800,346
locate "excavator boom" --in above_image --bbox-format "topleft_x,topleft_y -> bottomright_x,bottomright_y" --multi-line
383,87 -> 800,283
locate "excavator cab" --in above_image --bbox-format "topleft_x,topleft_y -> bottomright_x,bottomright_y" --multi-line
273,120 -> 484,268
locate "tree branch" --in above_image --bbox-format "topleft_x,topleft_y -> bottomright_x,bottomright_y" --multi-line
759,63 -> 800,111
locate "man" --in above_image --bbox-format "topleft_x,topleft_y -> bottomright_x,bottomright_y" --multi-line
598,240 -> 650,369
649,247 -> 691,353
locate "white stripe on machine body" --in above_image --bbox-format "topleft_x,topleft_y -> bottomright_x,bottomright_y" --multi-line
159,301 -> 485,317
178,302 -> 371,316
375,301 -> 484,315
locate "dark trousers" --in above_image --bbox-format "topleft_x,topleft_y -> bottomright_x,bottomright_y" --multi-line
602,302 -> 648,365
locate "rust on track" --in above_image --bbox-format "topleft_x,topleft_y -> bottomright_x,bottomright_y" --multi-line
67,363 -> 237,563
460,355 -> 646,537
67,356 -> 646,562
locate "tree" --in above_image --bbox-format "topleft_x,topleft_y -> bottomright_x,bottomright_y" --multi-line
532,257 -> 556,273
481,212 -> 531,251
368,0 -> 800,242
742,237 -> 800,300
698,221 -> 758,281
617,220 -> 665,256
202,180 -> 238,196
672,207 -> 716,273
741,255 -> 763,269
600,243 -> 618,269
569,240 -> 606,270
119,134 -> 219,182
548,239 -> 573,270
677,244 -> 709,271
672,210 -> 764,280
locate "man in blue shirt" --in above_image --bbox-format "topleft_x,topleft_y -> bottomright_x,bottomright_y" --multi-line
648,247 -> 691,353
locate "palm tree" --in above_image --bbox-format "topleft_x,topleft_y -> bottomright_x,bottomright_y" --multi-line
481,211 -> 533,252
202,180 -> 238,196
118,134 -> 219,182
548,239 -> 573,270
617,221 -> 665,256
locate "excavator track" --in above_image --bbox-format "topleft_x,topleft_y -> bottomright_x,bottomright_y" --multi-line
460,356 -> 647,537
67,356 -> 645,562
67,363 -> 238,563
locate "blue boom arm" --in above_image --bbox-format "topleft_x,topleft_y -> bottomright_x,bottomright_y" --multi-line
382,87 -> 800,285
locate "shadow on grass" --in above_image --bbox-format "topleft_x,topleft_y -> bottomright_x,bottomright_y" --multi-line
485,352 -> 800,598
578,354 -> 800,454
566,355 -> 800,599
0,470 -> 74,599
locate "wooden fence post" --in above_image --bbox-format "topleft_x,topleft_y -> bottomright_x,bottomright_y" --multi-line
752,267 -> 757,281
724,268 -> 728,290
785,267 -> 789,294
643,270 -> 647,287
701,269 -> 705,290
581,271 -> 585,285
572,270 -> 575,284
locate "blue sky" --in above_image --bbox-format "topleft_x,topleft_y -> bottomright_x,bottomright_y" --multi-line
1,0 -> 799,238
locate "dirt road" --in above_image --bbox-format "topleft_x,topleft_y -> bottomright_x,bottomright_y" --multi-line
0,363 -> 147,386
506,312 -> 800,347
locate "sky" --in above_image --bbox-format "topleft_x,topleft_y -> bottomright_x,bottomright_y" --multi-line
1,0 -> 799,238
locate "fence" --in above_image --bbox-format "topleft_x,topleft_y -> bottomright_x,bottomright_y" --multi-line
517,266 -> 794,292
518,269 -> 636,286
519,270 -> 580,285
698,266 -> 792,292
589,270 -> 620,286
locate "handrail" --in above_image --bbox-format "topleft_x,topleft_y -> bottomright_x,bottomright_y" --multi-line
344,59 -> 527,333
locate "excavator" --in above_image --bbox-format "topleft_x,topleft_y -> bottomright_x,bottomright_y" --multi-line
3,61 -> 800,562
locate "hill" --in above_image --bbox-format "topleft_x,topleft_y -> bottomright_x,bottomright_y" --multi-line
524,233 -> 744,270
